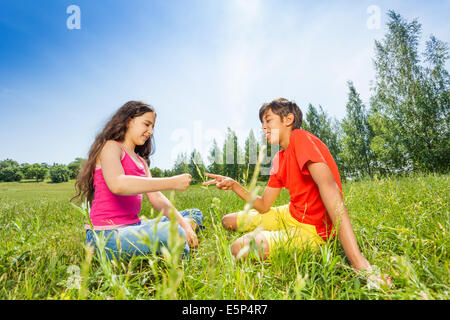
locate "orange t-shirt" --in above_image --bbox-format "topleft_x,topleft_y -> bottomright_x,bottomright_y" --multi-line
267,129 -> 343,240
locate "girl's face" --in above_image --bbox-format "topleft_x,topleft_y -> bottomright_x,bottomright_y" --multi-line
127,112 -> 155,146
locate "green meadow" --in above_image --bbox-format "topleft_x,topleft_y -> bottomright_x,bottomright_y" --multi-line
0,174 -> 448,300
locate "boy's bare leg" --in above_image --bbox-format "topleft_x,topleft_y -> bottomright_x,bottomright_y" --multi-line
222,213 -> 238,230
230,232 -> 270,260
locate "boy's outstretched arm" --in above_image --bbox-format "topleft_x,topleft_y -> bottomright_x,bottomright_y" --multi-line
202,173 -> 281,213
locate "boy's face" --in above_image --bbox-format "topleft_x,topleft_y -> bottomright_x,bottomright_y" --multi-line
261,108 -> 293,145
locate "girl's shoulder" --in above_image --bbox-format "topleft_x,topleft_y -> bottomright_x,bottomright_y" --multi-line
103,140 -> 123,151
104,139 -> 119,145
97,140 -> 124,163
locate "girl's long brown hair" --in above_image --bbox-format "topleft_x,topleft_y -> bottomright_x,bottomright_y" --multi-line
72,101 -> 156,205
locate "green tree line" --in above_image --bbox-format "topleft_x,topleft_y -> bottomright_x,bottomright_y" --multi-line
0,158 -> 84,183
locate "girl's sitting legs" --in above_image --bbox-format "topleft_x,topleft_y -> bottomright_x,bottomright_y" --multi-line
86,208 -> 203,261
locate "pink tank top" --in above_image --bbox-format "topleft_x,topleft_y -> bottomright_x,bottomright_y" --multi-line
86,142 -> 147,230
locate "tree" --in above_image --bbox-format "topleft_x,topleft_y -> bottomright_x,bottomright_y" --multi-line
302,104 -> 343,172
421,36 -> 450,172
302,104 -> 321,136
340,81 -> 375,179
150,167 -> 163,177
32,164 -> 48,182
0,159 -> 22,182
162,169 -> 174,177
173,153 -> 189,175
0,159 -> 19,170
369,10 -> 450,173
0,166 -> 23,182
188,149 -> 206,184
244,129 -> 259,183
222,128 -> 243,181
20,163 -> 33,179
49,164 -> 70,183
259,131 -> 278,181
68,158 -> 85,179
207,139 -> 223,176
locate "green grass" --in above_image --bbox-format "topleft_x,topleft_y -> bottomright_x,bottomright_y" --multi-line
0,174 -> 448,300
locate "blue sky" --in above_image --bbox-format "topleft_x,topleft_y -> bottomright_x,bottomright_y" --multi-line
1,0 -> 449,170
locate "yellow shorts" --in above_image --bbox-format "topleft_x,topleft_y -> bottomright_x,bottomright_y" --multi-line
236,204 -> 326,253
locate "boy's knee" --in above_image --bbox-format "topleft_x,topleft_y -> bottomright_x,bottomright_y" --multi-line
255,234 -> 269,251
230,238 -> 245,257
230,233 -> 269,259
222,214 -> 237,230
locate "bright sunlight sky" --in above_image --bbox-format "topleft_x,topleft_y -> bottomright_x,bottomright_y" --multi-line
1,0 -> 449,169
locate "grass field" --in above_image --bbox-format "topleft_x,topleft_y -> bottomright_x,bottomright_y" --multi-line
0,174 -> 448,300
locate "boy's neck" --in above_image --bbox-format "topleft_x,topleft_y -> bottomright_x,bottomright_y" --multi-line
280,129 -> 293,150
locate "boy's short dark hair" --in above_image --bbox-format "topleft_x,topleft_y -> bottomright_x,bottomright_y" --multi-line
259,98 -> 303,129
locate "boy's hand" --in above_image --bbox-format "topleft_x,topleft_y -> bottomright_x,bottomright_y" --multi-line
202,173 -> 236,190
356,262 -> 392,290
366,273 -> 392,290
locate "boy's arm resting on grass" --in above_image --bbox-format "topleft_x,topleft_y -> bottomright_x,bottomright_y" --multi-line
203,173 -> 281,213
99,141 -> 191,195
308,161 -> 392,287
306,161 -> 370,271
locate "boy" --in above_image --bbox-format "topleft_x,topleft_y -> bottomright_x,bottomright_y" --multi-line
203,98 -> 390,286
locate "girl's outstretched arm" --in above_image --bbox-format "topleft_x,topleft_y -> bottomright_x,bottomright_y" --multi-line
99,140 -> 191,195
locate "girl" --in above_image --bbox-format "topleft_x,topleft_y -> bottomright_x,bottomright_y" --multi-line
72,101 -> 203,260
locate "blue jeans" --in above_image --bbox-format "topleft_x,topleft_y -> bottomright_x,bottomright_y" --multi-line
85,208 -> 203,261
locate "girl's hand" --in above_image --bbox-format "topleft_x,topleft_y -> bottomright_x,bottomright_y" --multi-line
171,174 -> 192,191
180,221 -> 198,248
202,173 -> 236,190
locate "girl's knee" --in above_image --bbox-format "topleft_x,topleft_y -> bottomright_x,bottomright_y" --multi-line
181,208 -> 202,219
181,208 -> 204,230
177,225 -> 187,239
